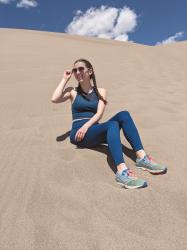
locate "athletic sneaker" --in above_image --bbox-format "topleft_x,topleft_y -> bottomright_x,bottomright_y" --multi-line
135,155 -> 167,174
115,169 -> 147,189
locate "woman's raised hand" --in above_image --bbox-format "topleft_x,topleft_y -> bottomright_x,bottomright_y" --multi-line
63,69 -> 72,82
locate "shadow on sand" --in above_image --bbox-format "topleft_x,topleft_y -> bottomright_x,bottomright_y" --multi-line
56,131 -> 136,174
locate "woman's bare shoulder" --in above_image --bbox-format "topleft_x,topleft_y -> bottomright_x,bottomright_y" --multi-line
69,86 -> 77,103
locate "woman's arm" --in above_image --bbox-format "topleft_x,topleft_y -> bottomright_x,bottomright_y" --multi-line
83,88 -> 107,129
51,70 -> 72,103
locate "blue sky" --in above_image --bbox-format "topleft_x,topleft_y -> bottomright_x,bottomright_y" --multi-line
0,0 -> 187,46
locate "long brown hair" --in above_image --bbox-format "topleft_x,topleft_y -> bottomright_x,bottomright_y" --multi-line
73,58 -> 108,105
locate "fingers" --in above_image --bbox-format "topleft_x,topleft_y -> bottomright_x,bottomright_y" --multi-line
75,131 -> 84,142
65,70 -> 72,76
77,132 -> 82,141
64,69 -> 72,78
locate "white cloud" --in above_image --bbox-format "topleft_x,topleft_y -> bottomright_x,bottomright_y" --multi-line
0,0 -> 38,8
16,0 -> 38,9
74,10 -> 83,16
0,0 -> 12,4
156,32 -> 184,45
65,5 -> 138,42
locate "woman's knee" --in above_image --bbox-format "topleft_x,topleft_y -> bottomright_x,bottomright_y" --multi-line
118,110 -> 131,120
119,110 -> 130,116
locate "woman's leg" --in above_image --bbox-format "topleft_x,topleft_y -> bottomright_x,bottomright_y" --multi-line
105,111 -> 167,174
107,110 -> 145,157
70,120 -> 126,167
70,119 -> 148,188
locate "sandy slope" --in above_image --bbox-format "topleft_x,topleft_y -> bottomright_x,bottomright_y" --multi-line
0,28 -> 187,250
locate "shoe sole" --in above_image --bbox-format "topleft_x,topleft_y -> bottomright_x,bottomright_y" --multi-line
136,166 -> 167,174
116,181 -> 147,189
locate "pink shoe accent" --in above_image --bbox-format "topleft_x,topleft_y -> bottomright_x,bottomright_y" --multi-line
127,169 -> 137,179
147,155 -> 153,161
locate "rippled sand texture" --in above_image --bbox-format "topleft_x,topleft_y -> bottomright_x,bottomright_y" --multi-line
0,28 -> 187,250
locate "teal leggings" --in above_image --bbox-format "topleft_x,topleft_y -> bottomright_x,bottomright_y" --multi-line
70,110 -> 144,166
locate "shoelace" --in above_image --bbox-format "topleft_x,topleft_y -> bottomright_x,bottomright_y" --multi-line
147,154 -> 153,161
143,155 -> 160,168
128,169 -> 137,177
122,168 -> 136,178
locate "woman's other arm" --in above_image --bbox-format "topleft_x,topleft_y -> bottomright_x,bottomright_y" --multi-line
51,70 -> 73,103
83,88 -> 107,128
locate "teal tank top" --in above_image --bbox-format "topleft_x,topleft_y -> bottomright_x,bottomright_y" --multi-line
71,87 -> 99,120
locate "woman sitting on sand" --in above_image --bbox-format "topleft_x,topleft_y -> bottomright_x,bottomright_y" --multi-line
51,58 -> 167,189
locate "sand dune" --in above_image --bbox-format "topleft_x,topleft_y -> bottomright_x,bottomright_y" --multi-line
0,28 -> 187,250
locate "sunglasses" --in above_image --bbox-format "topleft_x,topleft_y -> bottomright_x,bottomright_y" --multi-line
72,66 -> 86,74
